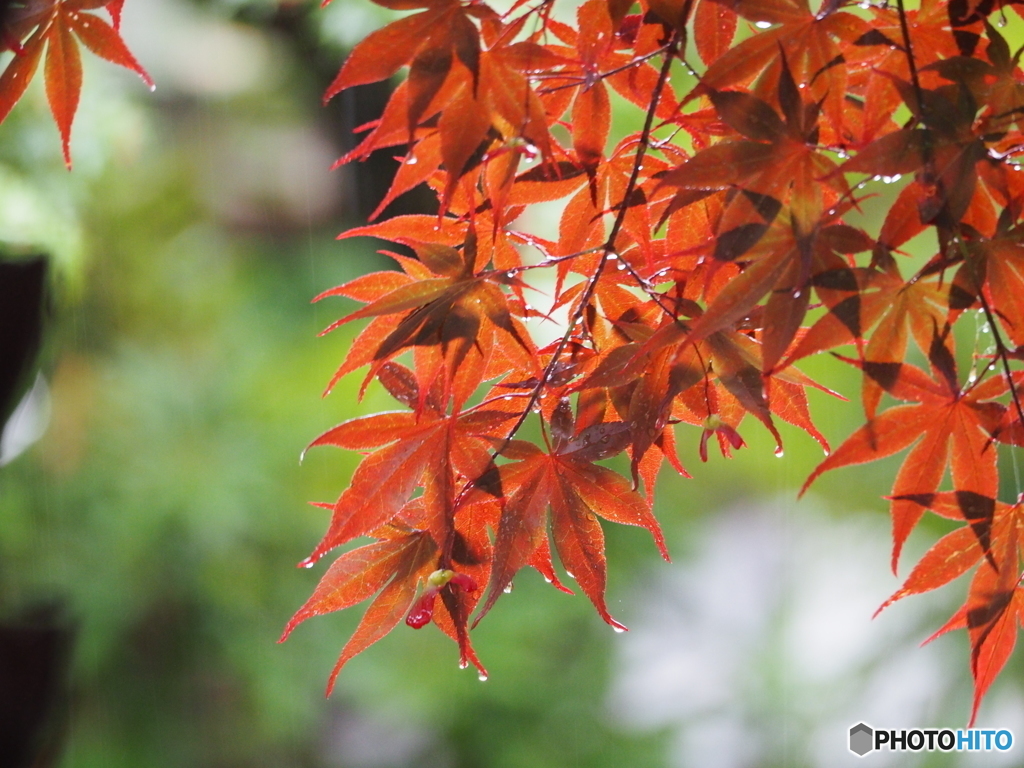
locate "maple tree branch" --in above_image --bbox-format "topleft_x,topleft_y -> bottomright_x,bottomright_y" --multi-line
501,244 -> 605,273
952,231 -> 1024,430
461,390 -> 533,414
491,34 -> 680,457
606,247 -> 677,317
507,0 -> 554,25
979,291 -> 1024,431
536,45 -> 672,94
967,353 -> 1001,394
895,0 -> 924,117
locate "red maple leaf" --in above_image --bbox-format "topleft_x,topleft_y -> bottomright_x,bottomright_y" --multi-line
470,435 -> 670,629
0,0 -> 151,166
803,356 -> 1005,570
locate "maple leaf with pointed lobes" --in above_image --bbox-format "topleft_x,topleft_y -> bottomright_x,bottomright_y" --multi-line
324,0 -> 560,215
678,211 -> 873,375
948,221 -> 1024,348
877,492 -> 1024,725
281,524 -> 439,694
469,434 -> 669,629
781,264 -> 904,370
695,0 -> 873,142
0,0 -> 151,167
802,354 -> 1006,572
319,222 -> 535,403
842,0 -> 966,141
577,273 -> 833,470
280,498 -> 490,692
663,55 -> 850,233
790,261 -> 953,421
838,74 -> 1016,230
299,363 -> 518,567
540,0 -> 680,145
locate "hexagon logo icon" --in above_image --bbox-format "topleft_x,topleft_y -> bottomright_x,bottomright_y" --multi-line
849,723 -> 874,757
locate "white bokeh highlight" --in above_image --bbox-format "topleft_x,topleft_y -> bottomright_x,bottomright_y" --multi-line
608,498 -> 1024,767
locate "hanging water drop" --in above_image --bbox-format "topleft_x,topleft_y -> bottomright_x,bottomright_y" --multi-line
503,582 -> 514,594
755,20 -> 772,27
478,673 -> 489,682
405,155 -> 418,165
774,447 -> 785,457
612,625 -> 626,634
459,660 -> 469,669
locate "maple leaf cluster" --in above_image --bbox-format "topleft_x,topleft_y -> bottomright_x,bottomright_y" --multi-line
268,0 -> 1024,722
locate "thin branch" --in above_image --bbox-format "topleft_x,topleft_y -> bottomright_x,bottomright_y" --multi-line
978,291 -> 1024,429
895,0 -> 923,110
493,34 -> 681,456
953,231 -> 1024,429
537,44 -> 672,94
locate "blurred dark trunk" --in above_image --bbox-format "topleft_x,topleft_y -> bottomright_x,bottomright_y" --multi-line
240,2 -> 437,224
0,256 -> 47,432
0,606 -> 74,768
